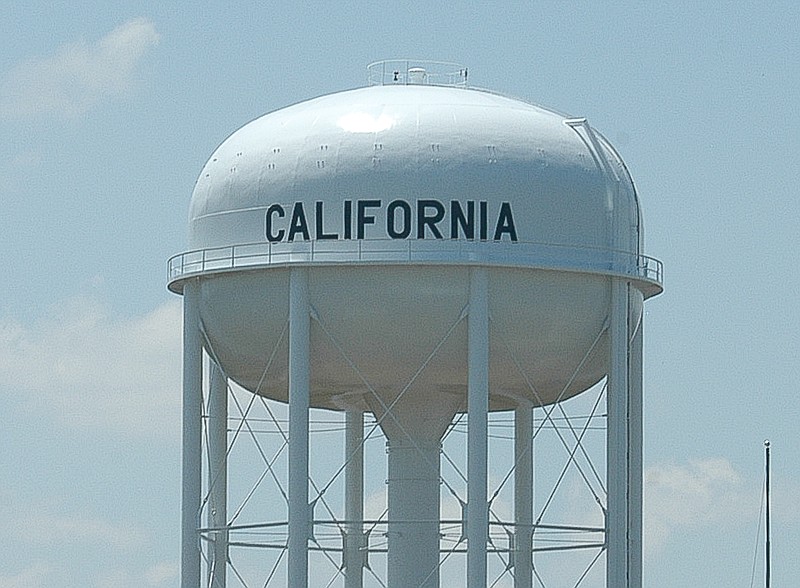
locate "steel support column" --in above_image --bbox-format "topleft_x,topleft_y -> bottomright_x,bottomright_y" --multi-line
628,301 -> 643,588
344,410 -> 365,588
514,403 -> 533,588
288,268 -> 310,588
467,267 -> 489,588
208,363 -> 228,588
607,278 -> 638,588
182,280 -> 202,588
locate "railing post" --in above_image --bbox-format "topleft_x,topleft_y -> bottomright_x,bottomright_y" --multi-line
169,241 -> 661,296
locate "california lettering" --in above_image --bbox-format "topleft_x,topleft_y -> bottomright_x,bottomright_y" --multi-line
265,199 -> 517,243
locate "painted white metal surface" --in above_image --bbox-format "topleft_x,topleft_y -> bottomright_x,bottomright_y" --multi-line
606,279 -> 644,588
173,81 -> 658,415
207,365 -> 228,588
187,84 -> 640,257
192,267 -> 645,412
288,268 -> 310,588
629,309 -> 644,588
344,411 -> 365,588
171,66 -> 662,588
181,281 -> 202,588
514,404 -> 534,588
467,268 -> 489,588
607,279 -> 630,587
384,438 -> 442,588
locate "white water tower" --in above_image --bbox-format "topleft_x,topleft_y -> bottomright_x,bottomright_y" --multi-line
169,60 -> 662,588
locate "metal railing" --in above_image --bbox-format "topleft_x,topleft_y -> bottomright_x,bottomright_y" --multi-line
367,59 -> 469,87
167,238 -> 663,295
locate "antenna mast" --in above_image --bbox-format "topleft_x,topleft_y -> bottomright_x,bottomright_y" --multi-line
765,440 -> 771,588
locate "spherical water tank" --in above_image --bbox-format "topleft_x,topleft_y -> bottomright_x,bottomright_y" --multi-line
169,69 -> 662,413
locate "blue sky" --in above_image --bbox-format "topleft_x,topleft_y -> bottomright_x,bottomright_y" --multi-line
1,1 -> 799,586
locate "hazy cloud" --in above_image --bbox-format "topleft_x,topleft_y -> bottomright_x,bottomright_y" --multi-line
0,563 -> 50,588
0,295 -> 181,437
643,458 -> 758,554
11,508 -> 148,552
144,562 -> 179,586
91,563 -> 177,588
85,561 -> 177,588
0,485 -> 172,588
0,17 -> 159,119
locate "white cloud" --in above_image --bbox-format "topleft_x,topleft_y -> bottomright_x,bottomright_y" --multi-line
643,458 -> 758,554
0,485 -> 171,588
0,563 -> 50,588
144,562 -> 179,586
10,508 -> 147,552
364,486 -> 387,521
93,565 -> 179,588
773,479 -> 800,524
92,566 -> 175,588
0,295 -> 182,438
0,17 -> 159,119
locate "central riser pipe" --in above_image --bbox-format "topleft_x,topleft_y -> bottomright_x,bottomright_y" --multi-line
386,440 -> 442,588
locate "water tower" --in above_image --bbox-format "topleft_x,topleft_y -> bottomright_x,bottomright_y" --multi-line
168,60 -> 663,588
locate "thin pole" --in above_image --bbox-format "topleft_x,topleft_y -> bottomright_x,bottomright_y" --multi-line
467,267 -> 489,588
765,440 -> 771,588
288,268 -> 310,588
181,280 -> 202,588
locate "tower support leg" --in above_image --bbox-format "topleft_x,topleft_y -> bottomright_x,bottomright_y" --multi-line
344,410 -> 365,588
208,363 -> 228,588
467,267 -> 489,588
629,296 -> 644,588
288,268 -> 310,588
607,279 -> 643,588
514,403 -> 533,588
182,280 -> 202,588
